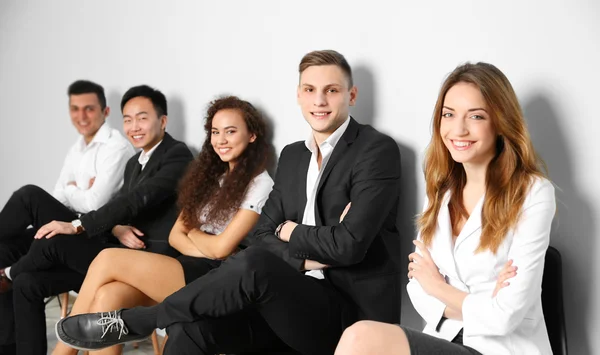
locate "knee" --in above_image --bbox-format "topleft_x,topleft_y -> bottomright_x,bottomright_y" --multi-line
89,248 -> 117,272
14,184 -> 44,199
337,321 -> 379,355
89,286 -> 116,312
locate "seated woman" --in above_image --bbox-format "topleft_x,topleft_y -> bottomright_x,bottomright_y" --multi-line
334,62 -> 555,355
52,96 -> 274,355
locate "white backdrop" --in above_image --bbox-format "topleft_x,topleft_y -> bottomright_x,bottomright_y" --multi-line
1,1 -> 598,353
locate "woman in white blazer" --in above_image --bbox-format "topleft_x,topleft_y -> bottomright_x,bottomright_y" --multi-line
334,62 -> 555,355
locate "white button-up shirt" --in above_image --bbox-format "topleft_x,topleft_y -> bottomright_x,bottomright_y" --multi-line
53,123 -> 134,213
303,117 -> 351,279
138,139 -> 163,170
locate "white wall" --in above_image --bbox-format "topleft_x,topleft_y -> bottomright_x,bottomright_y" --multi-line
1,1 -> 598,353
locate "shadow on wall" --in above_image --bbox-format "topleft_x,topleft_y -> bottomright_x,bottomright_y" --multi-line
523,94 -> 597,355
169,96 -> 199,156
350,63 -> 421,326
350,64 -> 376,127
255,104 -> 278,177
106,90 -> 123,131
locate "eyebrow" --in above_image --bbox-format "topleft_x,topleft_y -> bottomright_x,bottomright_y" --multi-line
212,125 -> 238,130
300,83 -> 344,88
123,111 -> 149,118
443,106 -> 488,113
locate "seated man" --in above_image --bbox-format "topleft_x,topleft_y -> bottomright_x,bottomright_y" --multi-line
0,85 -> 193,355
56,50 -> 403,355
0,80 -> 133,355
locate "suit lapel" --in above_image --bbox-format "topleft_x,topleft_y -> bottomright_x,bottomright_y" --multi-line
435,192 -> 458,277
296,148 -> 311,223
315,118 -> 359,195
454,195 -> 484,250
135,133 -> 172,185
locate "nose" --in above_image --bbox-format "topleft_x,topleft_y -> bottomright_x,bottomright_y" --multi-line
217,135 -> 228,145
314,91 -> 327,107
131,119 -> 140,131
453,117 -> 468,136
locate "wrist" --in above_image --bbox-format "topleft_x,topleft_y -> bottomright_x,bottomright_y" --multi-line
275,221 -> 289,240
71,219 -> 84,234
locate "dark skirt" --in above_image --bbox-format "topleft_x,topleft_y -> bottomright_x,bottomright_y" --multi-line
399,326 -> 482,355
176,255 -> 222,285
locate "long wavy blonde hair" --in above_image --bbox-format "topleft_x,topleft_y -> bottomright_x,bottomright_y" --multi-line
418,62 -> 547,253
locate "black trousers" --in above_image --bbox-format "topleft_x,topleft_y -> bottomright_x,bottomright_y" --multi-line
157,247 -> 357,355
0,185 -> 109,354
0,184 -> 78,351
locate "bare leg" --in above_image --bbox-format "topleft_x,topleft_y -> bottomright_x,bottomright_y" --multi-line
51,249 -> 186,355
334,321 -> 410,355
89,281 -> 157,355
71,248 -> 185,316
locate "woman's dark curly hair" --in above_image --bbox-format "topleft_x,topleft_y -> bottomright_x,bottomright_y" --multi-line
177,96 -> 270,230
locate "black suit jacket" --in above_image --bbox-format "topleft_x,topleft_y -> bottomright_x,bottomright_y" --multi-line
80,133 -> 193,255
251,118 -> 402,324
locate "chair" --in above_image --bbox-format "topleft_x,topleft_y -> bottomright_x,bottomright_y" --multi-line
58,292 -> 164,355
541,246 -> 568,355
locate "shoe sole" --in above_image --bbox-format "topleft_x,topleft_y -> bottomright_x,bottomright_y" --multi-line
55,321 -> 149,351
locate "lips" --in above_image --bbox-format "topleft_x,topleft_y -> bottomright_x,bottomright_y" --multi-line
131,134 -> 145,142
311,112 -> 331,119
451,140 -> 474,151
218,147 -> 232,154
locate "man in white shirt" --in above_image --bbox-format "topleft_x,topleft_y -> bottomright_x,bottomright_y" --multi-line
0,80 -> 133,355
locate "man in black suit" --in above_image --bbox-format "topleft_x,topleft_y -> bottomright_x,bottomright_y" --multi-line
0,85 -> 193,355
56,50 -> 402,355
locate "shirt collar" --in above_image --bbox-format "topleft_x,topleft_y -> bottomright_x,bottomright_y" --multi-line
76,122 -> 111,150
138,139 -> 163,167
304,116 -> 351,153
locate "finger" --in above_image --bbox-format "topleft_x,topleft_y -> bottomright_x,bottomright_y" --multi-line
408,252 -> 423,263
413,240 -> 431,258
45,231 -> 58,239
130,227 -> 145,237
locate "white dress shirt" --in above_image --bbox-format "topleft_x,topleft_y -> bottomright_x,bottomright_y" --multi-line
302,117 -> 351,279
53,123 -> 135,214
138,139 -> 163,170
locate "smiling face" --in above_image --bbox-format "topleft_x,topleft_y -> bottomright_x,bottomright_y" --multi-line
440,82 -> 497,168
297,65 -> 357,144
210,108 -> 256,170
69,93 -> 109,144
122,96 -> 167,152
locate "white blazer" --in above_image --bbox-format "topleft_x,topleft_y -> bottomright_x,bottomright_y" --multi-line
407,178 -> 555,355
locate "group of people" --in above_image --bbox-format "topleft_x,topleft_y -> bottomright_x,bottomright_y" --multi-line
0,49 -> 556,355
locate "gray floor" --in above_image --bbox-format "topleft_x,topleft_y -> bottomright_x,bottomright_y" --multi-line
45,296 -> 160,354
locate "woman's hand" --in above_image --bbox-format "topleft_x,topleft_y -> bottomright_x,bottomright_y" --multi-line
493,259 -> 518,297
408,240 -> 446,295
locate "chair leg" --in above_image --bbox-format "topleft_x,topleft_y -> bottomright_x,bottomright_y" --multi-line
60,293 -> 69,319
160,334 -> 168,355
151,330 -> 160,355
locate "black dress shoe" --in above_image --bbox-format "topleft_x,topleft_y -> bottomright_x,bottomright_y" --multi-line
55,309 -> 150,351
0,269 -> 12,294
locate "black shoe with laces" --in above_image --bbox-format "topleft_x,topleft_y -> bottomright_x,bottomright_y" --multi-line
55,309 -> 151,351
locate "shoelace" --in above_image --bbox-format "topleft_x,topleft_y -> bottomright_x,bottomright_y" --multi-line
96,311 -> 129,339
